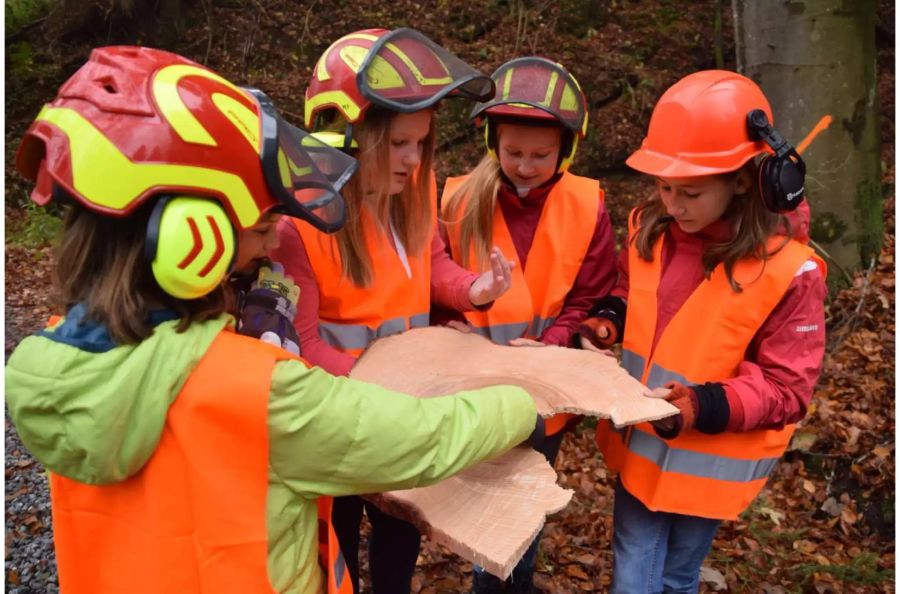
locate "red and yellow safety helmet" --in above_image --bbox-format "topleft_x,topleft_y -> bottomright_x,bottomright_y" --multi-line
304,27 -> 495,128
470,57 -> 588,173
16,46 -> 356,232
626,70 -> 774,178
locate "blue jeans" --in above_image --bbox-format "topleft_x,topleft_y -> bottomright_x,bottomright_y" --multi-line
471,429 -> 567,593
611,478 -> 721,594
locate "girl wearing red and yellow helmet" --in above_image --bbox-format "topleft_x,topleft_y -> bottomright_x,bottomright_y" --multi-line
270,28 -> 520,594
437,56 -> 618,593
5,46 -> 544,594
577,70 -> 826,593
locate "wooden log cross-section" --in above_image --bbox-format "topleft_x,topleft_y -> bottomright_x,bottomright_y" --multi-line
350,326 -> 676,578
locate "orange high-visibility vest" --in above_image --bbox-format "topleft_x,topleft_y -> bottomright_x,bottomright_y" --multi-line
442,172 -> 601,434
295,203 -> 434,357
48,328 -> 352,594
596,212 -> 825,520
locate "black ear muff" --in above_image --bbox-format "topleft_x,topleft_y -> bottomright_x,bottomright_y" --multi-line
746,109 -> 807,213
145,196 -> 238,299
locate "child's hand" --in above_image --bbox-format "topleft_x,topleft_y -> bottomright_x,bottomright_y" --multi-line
576,317 -> 619,350
237,262 -> 302,356
468,246 -> 515,306
647,383 -> 697,439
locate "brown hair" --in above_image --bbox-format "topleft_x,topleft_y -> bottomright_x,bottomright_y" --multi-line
441,154 -> 502,270
321,106 -> 436,287
55,203 -> 232,344
631,160 -> 791,291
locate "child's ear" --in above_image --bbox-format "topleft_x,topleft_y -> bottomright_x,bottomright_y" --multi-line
733,167 -> 755,196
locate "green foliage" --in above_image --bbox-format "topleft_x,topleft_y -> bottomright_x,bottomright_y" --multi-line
791,552 -> 894,585
5,0 -> 54,35
8,200 -> 63,248
855,177 -> 883,265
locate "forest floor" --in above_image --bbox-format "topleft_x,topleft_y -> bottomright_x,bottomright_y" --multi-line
5,1 -> 895,592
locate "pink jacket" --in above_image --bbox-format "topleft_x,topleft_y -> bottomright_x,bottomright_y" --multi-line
613,207 -> 826,432
270,219 -> 480,376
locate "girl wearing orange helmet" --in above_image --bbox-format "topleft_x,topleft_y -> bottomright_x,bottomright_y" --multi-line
577,70 -> 826,593
5,46 -> 544,594
438,57 -> 618,593
270,29 -> 520,594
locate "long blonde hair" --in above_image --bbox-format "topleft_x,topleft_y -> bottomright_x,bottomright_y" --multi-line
632,160 -> 791,291
441,154 -> 502,271
323,107 -> 436,287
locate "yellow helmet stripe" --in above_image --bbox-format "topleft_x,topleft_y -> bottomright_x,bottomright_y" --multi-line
303,89 -> 362,123
38,106 -> 262,228
211,92 -> 261,151
316,33 -> 380,80
501,68 -> 514,100
541,71 -> 559,107
382,42 -> 452,86
153,64 -> 249,147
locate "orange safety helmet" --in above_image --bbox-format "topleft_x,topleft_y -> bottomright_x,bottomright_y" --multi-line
16,46 -> 358,299
470,57 -> 588,173
304,28 -> 495,129
626,70 -> 776,178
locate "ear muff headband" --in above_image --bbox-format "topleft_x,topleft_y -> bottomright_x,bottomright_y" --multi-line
746,109 -> 807,213
146,196 -> 237,299
483,118 -> 577,174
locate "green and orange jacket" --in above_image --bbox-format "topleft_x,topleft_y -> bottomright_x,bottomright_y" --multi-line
5,307 -> 537,593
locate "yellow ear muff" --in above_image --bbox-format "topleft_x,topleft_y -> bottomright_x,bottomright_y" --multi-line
484,121 -> 499,163
145,197 -> 236,299
558,134 -> 579,174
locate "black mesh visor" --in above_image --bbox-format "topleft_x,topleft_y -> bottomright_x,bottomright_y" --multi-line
248,88 -> 357,233
356,28 -> 495,112
470,57 -> 586,135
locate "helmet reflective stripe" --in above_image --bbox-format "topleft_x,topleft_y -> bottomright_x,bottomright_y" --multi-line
381,42 -> 452,86
211,93 -> 261,151
316,33 -> 381,80
304,90 -> 362,126
152,64 -> 250,147
38,106 -> 262,228
276,149 -> 313,188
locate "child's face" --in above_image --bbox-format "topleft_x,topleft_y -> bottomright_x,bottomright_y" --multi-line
497,123 -> 561,190
233,212 -> 281,274
656,174 -> 750,233
387,110 -> 432,195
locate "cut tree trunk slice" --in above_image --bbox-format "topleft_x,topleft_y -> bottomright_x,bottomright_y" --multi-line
365,447 -> 571,579
351,326 -> 676,427
350,326 -> 677,579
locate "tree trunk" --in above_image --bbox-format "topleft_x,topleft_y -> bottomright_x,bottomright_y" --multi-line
733,0 -> 882,275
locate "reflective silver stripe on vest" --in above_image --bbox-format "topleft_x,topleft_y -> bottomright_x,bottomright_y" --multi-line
334,553 -> 346,588
621,349 -> 646,380
409,313 -> 430,329
530,315 -> 556,338
473,322 -> 529,344
319,314 -> 430,350
628,429 -> 780,482
646,364 -> 689,389
474,316 -> 556,345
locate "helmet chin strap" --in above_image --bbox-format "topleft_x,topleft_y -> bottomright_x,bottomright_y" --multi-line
343,123 -> 355,153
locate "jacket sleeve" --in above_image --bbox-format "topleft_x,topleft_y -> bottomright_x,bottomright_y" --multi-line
723,258 -> 826,431
267,360 -> 537,496
541,199 -> 618,346
430,224 -> 482,312
269,218 -> 356,377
